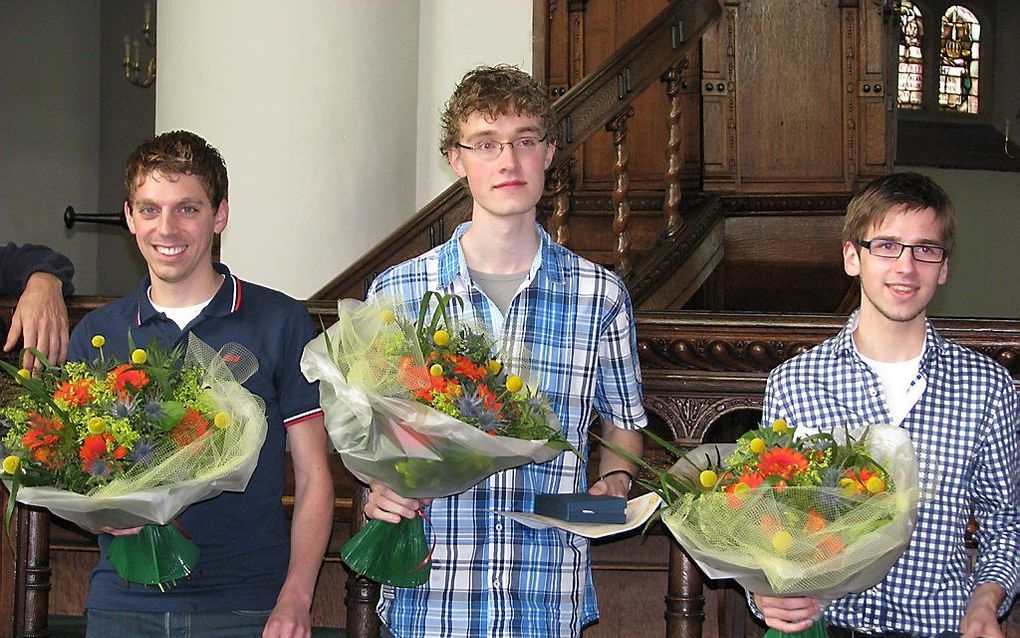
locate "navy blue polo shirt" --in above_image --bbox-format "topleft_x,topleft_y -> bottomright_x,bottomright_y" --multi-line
67,263 -> 323,613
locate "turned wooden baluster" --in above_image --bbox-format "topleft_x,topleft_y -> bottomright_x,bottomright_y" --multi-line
22,508 -> 50,638
607,107 -> 635,277
345,484 -> 380,638
661,59 -> 689,238
666,542 -> 705,638
548,160 -> 574,246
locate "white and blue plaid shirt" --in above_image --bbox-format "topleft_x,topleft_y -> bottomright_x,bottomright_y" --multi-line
369,222 -> 648,638
762,312 -> 1020,635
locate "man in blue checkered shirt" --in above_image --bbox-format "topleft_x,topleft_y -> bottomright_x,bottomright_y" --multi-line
751,173 -> 1019,638
363,65 -> 648,637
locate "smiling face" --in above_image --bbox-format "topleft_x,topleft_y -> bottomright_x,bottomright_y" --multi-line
843,205 -> 949,329
447,112 -> 555,223
125,171 -> 228,305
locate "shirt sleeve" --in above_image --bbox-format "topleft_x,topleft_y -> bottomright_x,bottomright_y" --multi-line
593,281 -> 647,430
0,242 -> 75,296
970,378 -> 1020,615
278,301 -> 324,428
68,312 -> 94,363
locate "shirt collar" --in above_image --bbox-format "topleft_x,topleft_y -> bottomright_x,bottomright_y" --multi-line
437,221 -> 567,289
832,309 -> 949,365
135,262 -> 242,326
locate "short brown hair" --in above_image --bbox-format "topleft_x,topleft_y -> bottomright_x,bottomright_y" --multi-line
842,172 -> 957,255
439,65 -> 556,154
124,130 -> 228,207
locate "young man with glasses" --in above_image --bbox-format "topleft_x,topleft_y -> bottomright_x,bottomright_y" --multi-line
364,65 -> 647,637
750,172 -> 1019,638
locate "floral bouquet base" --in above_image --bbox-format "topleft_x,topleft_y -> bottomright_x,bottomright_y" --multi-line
107,522 -> 201,590
340,516 -> 430,588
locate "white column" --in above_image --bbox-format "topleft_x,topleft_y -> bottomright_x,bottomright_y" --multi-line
156,1 -> 420,298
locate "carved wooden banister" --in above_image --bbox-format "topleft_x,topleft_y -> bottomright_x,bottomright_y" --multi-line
311,0 -> 721,302
661,60 -> 689,238
608,107 -> 635,276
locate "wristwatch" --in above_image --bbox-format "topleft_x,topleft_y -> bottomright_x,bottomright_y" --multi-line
598,468 -> 634,491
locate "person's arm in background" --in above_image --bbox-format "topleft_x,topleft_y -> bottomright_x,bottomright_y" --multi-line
0,242 -> 75,368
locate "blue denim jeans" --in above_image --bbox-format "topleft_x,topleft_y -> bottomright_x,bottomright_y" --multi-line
86,608 -> 272,638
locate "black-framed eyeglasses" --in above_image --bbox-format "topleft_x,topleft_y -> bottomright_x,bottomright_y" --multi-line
857,239 -> 948,263
455,133 -> 549,160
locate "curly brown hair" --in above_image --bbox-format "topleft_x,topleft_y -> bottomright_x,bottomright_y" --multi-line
842,172 -> 957,255
439,65 -> 556,154
123,130 -> 228,207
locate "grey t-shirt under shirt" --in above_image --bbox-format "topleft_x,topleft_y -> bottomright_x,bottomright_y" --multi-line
468,268 -> 528,317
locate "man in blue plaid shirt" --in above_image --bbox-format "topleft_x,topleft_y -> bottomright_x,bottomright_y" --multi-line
752,173 -> 1019,638
363,65 -> 648,637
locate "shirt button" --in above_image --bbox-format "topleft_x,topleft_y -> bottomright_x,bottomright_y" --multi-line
494,524 -> 503,532
869,389 -> 878,396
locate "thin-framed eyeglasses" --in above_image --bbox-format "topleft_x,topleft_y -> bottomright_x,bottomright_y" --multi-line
455,133 -> 549,160
857,239 -> 948,263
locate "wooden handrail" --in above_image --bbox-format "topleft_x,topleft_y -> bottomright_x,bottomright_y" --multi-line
311,0 -> 721,302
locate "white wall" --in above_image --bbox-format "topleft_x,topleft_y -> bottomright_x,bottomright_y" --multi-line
156,1 -> 420,299
414,0 -> 533,208
897,166 -> 1020,319
0,1 -> 101,294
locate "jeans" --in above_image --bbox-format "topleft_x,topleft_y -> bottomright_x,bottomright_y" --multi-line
86,608 -> 272,638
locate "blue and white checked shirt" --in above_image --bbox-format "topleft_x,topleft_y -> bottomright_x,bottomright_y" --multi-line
761,312 -> 1020,635
368,222 -> 647,638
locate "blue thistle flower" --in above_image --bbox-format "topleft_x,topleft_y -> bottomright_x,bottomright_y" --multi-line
455,391 -> 501,432
142,401 -> 164,420
89,459 -> 113,478
109,398 -> 134,419
128,439 -> 158,465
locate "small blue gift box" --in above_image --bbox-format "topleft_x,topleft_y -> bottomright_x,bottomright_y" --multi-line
533,493 -> 627,524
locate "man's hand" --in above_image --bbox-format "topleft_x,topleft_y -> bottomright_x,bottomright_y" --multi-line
263,592 -> 312,638
366,483 -> 431,523
961,583 -> 1005,638
4,272 -> 69,368
753,594 -> 821,633
96,526 -> 143,536
588,471 -> 631,498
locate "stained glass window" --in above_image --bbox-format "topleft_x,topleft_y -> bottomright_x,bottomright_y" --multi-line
939,5 -> 980,113
897,1 -> 924,109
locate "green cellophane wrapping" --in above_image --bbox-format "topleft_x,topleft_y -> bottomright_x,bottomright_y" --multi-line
340,517 -> 431,588
6,334 -> 268,589
106,523 -> 201,589
301,298 -> 571,587
661,425 -> 920,599
763,619 -> 831,638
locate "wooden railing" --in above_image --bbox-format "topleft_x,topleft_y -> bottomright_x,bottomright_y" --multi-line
311,0 -> 722,302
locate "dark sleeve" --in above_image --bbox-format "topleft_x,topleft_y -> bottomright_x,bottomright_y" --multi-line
277,301 -> 324,428
68,313 -> 93,363
0,242 -> 75,296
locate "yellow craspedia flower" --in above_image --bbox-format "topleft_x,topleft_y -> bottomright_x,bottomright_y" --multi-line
88,417 -> 106,435
771,530 -> 794,554
131,349 -> 148,364
840,477 -> 863,496
433,329 -> 451,347
699,469 -> 718,488
749,437 -> 767,454
772,418 -> 789,434
2,455 -> 21,475
16,368 -> 31,381
91,335 -> 106,348
487,360 -> 502,375
429,363 -> 444,377
733,482 -> 750,494
865,476 -> 886,494
379,309 -> 396,323
505,375 -> 524,394
214,412 -> 231,429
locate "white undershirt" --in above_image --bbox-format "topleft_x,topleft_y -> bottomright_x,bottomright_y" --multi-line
149,289 -> 215,330
855,341 -> 925,427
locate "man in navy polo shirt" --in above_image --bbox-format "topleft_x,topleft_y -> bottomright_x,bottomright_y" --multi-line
68,130 -> 333,638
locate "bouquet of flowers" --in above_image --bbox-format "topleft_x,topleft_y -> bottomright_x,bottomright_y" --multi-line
301,291 -> 575,587
0,333 -> 267,590
613,420 -> 919,638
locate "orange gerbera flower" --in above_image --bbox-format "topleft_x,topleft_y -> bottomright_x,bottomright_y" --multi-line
109,364 -> 150,395
53,379 -> 94,407
476,385 -> 502,413
757,447 -> 809,480
172,408 -> 210,448
397,356 -> 430,392
79,433 -> 114,471
23,413 -> 63,467
813,534 -> 846,560
451,355 -> 488,381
